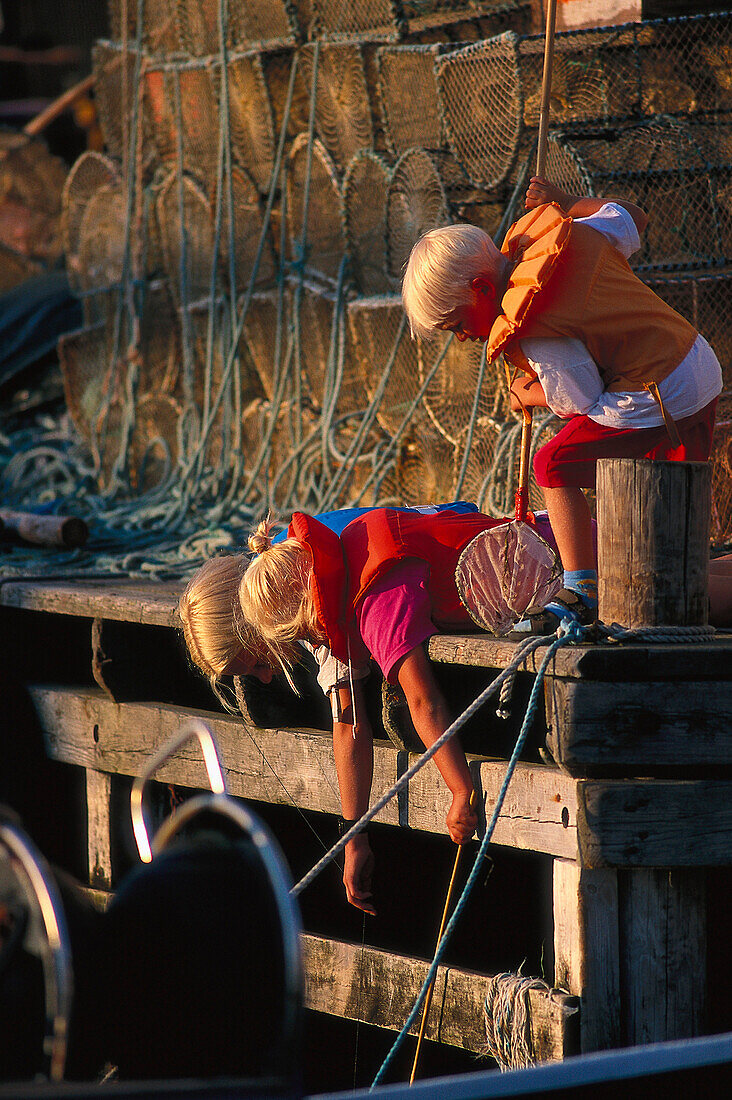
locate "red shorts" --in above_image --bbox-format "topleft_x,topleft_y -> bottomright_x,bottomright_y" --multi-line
534,398 -> 718,489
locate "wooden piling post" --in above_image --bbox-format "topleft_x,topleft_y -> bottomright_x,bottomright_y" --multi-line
559,457 -> 712,1051
596,458 -> 711,628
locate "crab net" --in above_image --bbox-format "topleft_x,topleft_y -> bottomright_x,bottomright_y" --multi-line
4,3 -> 724,578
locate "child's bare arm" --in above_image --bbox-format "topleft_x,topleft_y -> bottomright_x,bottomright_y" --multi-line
331,684 -> 376,914
510,375 -> 548,413
525,176 -> 649,235
396,646 -> 477,845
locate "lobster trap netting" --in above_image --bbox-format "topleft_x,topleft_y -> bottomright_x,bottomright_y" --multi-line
299,43 -> 374,172
386,147 -> 449,280
436,11 -> 732,193
286,133 -> 346,283
545,117 -> 732,271
10,3 -> 724,571
342,149 -> 392,296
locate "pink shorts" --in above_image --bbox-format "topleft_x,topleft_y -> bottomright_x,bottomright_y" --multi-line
534,398 -> 718,489
356,559 -> 437,682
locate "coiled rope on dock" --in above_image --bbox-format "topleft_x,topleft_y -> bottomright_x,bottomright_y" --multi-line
483,972 -> 553,1071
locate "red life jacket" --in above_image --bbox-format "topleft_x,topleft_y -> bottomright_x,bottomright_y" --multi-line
289,508 -> 509,663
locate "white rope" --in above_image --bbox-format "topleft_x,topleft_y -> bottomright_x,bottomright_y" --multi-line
483,972 -> 551,1071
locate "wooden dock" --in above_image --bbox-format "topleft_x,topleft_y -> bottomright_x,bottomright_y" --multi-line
2,563 -> 731,1066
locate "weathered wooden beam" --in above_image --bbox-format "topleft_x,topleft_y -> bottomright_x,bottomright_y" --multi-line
28,686 -> 732,867
28,684 -> 577,859
0,578 -> 183,628
545,678 -> 732,774
301,934 -> 579,1060
553,860 -> 621,1054
85,769 -> 112,890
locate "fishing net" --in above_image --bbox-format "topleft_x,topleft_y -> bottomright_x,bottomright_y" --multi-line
310,0 -> 404,44
545,118 -> 732,272
299,43 -> 374,172
342,149 -> 392,296
227,53 -> 278,193
710,390 -> 732,547
436,11 -> 732,192
286,133 -> 346,283
386,147 -> 449,280
10,5 -> 724,568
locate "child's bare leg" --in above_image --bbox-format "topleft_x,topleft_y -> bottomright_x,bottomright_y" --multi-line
541,486 -> 595,571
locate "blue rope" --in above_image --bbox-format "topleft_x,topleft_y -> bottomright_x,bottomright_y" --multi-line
370,622 -> 583,1089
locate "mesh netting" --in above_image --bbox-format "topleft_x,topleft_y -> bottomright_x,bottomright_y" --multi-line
546,118 -> 732,271
0,135 -> 67,271
300,43 -> 374,171
286,133 -> 346,282
342,149 -> 392,296
386,147 -> 448,279
14,5 -> 725,566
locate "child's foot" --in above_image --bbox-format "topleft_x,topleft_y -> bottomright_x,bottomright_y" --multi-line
508,587 -> 597,638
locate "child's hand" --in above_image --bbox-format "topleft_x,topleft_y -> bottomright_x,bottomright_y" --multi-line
343,834 -> 376,915
446,789 -> 478,845
525,177 -> 575,212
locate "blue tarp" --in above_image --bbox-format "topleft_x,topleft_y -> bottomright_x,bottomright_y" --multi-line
0,270 -> 81,387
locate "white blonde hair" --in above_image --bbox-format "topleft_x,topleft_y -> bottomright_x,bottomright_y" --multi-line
402,223 -> 507,340
239,514 -> 322,675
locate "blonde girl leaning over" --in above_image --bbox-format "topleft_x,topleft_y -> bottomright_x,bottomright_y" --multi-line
179,544 -> 376,914
239,511 -> 479,858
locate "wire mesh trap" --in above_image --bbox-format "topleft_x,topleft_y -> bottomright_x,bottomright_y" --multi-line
107,0 -> 182,53
286,133 -> 346,283
386,147 -> 449,281
170,0 -> 299,55
299,42 -> 374,172
342,149 -> 392,295
377,42 -> 454,157
227,52 -> 278,194
156,169 -> 218,306
310,0 -> 404,45
545,117 -> 732,272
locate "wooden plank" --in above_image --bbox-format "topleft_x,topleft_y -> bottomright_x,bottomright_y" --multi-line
619,869 -> 706,1045
301,934 -> 579,1060
0,578 -> 183,627
428,633 -> 732,682
576,781 -> 732,867
552,860 -> 621,1054
545,679 -> 732,773
28,684 -> 578,858
85,769 -> 112,890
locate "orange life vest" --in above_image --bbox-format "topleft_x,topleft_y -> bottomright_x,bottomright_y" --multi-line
486,204 -> 697,392
288,508 -> 509,663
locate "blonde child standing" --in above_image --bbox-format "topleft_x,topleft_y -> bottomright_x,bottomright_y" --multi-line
402,178 -> 722,633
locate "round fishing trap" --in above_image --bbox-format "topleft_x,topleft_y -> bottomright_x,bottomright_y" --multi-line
129,393 -> 183,491
545,117 -> 732,271
435,33 -> 524,191
376,43 -> 453,157
310,0 -> 403,45
171,64 -> 221,187
286,133 -> 345,284
242,288 -> 281,400
61,151 -> 120,266
218,164 -> 276,294
394,426 -> 458,506
346,294 -> 425,437
92,42 -> 154,172
135,281 -> 181,396
156,170 -> 218,306
227,53 -> 277,194
342,149 -> 391,296
262,50 -> 312,142
418,332 -> 502,448
299,43 -> 374,173
58,323 -> 109,445
75,182 -> 128,293
386,147 -> 449,282
227,0 -> 300,52
107,0 -> 181,53
644,268 -> 732,390
292,278 -> 338,410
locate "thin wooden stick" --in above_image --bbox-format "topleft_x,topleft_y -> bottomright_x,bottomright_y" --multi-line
23,73 -> 95,138
536,0 -> 558,177
410,791 -> 476,1084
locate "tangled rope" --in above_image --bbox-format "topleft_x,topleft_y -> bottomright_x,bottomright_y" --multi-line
483,972 -> 552,1071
